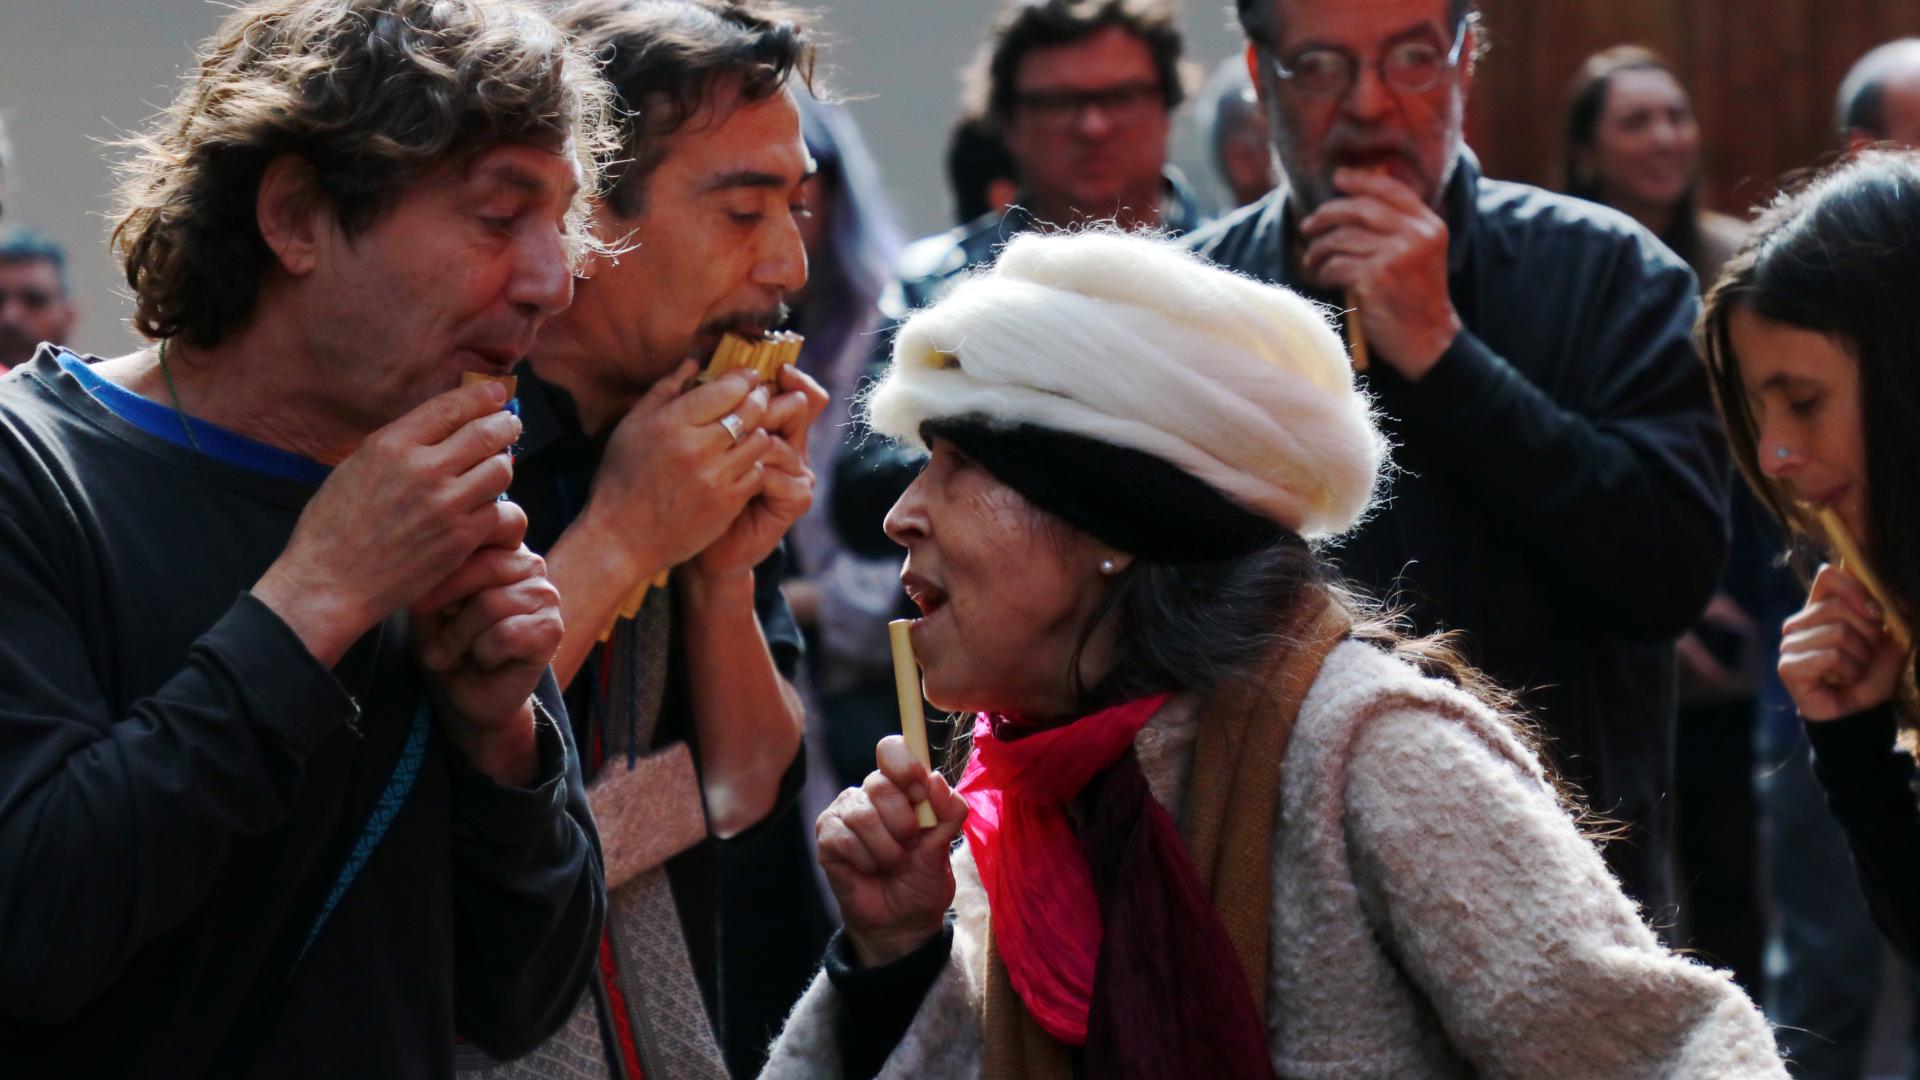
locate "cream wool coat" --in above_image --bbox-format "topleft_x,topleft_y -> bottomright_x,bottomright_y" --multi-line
761,639 -> 1787,1079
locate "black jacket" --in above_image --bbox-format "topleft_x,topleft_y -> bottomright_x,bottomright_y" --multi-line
0,351 -> 604,1077
1807,703 -> 1920,966
1188,155 -> 1729,908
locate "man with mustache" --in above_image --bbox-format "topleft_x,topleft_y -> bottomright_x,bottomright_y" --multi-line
497,3 -> 827,1077
1191,0 -> 1729,918
892,0 -> 1199,312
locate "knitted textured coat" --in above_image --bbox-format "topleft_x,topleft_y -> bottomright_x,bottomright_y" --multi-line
760,639 -> 1787,1079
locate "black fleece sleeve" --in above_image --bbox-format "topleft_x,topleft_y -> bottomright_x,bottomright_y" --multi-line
826,917 -> 956,1079
0,527 -> 357,1025
1805,704 -> 1920,966
1371,249 -> 1728,642
448,674 -> 606,1059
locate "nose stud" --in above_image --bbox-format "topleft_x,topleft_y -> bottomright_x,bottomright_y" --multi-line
1775,446 -> 1791,460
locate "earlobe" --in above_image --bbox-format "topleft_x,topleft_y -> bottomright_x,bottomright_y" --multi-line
256,154 -> 323,277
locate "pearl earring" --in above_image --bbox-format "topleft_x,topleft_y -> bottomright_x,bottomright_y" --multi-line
1099,559 -> 1119,576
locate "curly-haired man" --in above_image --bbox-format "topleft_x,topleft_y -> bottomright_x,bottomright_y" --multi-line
0,1 -> 617,1073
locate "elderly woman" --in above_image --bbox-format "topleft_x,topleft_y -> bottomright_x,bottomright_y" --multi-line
761,231 -> 1784,1079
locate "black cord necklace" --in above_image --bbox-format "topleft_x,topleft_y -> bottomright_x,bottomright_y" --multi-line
155,338 -> 203,453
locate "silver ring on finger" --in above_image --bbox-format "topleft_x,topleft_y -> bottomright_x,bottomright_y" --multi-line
718,412 -> 745,444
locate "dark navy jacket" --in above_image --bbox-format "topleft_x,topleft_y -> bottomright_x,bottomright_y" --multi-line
1189,154 -> 1730,910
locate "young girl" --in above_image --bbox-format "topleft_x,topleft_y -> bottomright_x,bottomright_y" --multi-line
1700,149 -> 1920,963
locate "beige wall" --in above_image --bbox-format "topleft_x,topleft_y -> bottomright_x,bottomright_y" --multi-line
0,0 -> 1244,356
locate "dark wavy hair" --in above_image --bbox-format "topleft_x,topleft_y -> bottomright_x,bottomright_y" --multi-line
947,113 -> 1018,225
968,0 -> 1188,122
554,0 -> 817,218
1699,151 -> 1920,668
109,0 -> 617,349
933,523 -> 1599,824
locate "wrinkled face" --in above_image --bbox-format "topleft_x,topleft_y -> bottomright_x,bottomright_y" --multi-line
1001,25 -> 1172,223
0,258 -> 75,368
884,440 -> 1118,719
1259,0 -> 1471,210
1733,307 -> 1870,543
1588,68 -> 1700,211
558,82 -> 811,395
300,142 -> 579,429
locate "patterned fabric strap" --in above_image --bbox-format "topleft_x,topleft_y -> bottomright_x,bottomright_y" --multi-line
463,580 -> 727,1079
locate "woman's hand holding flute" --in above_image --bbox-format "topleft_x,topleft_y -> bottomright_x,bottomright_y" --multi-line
1779,543 -> 1911,722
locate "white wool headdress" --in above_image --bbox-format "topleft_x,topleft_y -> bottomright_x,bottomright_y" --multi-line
865,229 -> 1387,540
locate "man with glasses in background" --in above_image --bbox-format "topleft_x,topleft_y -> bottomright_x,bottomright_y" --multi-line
0,229 -> 77,372
890,0 -> 1201,310
819,0 -> 1208,744
1192,0 -> 1730,918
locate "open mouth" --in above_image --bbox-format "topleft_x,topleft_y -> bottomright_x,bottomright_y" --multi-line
456,345 -> 522,377
901,572 -> 948,618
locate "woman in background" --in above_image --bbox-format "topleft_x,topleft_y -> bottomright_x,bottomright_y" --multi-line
1564,45 -> 1747,286
1566,42 -> 1772,997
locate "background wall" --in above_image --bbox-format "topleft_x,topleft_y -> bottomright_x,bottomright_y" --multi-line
1468,0 -> 1920,212
3,0 -> 1918,356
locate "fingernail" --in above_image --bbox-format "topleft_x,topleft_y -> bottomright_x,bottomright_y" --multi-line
487,382 -> 507,403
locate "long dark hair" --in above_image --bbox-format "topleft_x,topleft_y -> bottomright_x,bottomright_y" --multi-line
1699,150 -> 1920,656
1562,46 -> 1706,278
944,533 -> 1545,785
1073,540 -> 1518,722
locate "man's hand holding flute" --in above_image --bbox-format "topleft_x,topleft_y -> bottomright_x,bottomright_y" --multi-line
252,378 -> 560,786
542,363 -> 771,682
1298,166 -> 1462,381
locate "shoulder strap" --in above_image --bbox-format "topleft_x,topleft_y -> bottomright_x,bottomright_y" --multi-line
1183,592 -> 1351,1014
210,695 -> 434,1073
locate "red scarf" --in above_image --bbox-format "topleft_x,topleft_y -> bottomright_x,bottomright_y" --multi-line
958,694 -> 1170,1044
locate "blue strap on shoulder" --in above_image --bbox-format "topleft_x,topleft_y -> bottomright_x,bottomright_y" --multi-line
290,697 -> 432,973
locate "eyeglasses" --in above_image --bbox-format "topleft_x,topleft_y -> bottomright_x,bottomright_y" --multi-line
1012,80 -> 1165,133
1270,14 -> 1471,99
0,286 -> 55,311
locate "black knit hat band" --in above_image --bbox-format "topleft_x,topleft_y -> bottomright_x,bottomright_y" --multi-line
923,417 -> 1290,564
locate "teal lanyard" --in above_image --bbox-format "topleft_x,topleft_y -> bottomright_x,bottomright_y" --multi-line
290,697 -> 432,973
